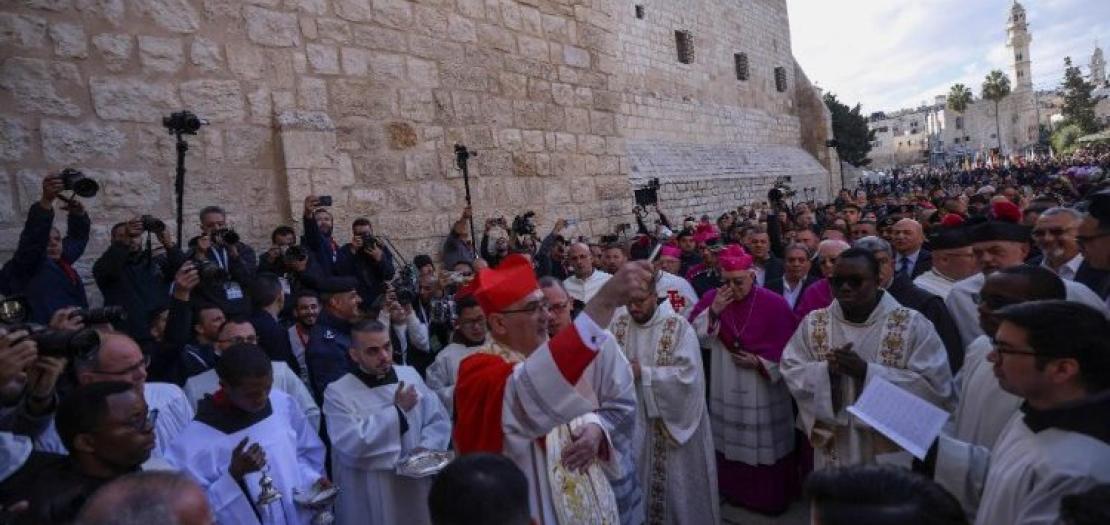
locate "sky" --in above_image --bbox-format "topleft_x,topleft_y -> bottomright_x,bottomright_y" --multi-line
786,0 -> 1110,115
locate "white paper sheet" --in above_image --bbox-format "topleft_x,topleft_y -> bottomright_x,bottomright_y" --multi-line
847,376 -> 950,459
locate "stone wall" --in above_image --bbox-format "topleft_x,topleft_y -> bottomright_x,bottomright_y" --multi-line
0,0 -> 832,297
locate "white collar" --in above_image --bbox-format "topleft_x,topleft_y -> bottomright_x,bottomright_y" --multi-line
1043,253 -> 1084,275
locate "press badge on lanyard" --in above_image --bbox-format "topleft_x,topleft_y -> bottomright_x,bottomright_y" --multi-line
279,277 -> 292,296
224,282 -> 244,300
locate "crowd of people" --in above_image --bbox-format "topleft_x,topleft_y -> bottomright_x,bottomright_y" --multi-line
1,150 -> 1110,525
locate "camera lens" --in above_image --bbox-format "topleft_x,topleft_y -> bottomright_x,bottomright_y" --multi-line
221,229 -> 240,245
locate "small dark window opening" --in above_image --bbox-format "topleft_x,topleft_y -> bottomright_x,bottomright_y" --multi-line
774,66 -> 787,92
734,53 -> 749,81
675,30 -> 694,64
635,5 -> 644,19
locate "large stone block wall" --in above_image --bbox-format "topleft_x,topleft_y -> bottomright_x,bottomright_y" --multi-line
0,0 -> 832,287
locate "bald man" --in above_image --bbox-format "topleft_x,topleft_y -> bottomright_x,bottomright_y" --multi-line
35,332 -> 194,462
564,242 -> 612,305
890,219 -> 932,279
77,471 -> 214,525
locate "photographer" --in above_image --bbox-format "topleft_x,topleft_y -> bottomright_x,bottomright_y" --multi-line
93,216 -> 184,343
480,217 -> 512,268
442,206 -> 476,269
301,195 -> 340,276
9,175 -> 92,323
188,206 -> 257,316
534,218 -> 571,280
0,308 -> 76,438
257,225 -> 297,275
144,263 -> 200,385
334,217 -> 396,309
382,279 -> 432,375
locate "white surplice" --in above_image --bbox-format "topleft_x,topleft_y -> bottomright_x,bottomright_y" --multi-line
184,362 -> 320,431
934,395 -> 1110,524
425,342 -> 482,415
947,335 -> 1021,449
654,271 -> 698,318
914,269 -> 959,300
563,270 -> 612,304
165,390 -> 326,525
946,272 -> 1109,348
611,303 -> 719,525
781,292 -> 956,469
455,315 -> 624,525
323,366 -> 451,525
34,382 -> 193,460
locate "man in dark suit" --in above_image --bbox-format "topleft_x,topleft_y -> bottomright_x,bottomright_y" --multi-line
748,226 -> 784,287
765,243 -> 819,311
891,218 -> 932,279
248,273 -> 301,377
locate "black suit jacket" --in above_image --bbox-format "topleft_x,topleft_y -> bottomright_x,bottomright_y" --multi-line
759,257 -> 785,287
249,310 -> 301,376
1076,261 -> 1110,300
887,275 -> 963,372
765,274 -> 818,297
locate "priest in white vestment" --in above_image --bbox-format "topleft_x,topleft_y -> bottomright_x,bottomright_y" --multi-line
183,319 -> 320,430
654,269 -> 698,318
913,225 -> 978,300
611,295 -> 718,525
453,255 -> 654,525
947,266 -> 1066,449
782,248 -> 955,469
425,295 -> 488,415
323,319 -> 451,525
37,332 -> 193,461
166,344 -> 327,525
929,301 -> 1110,524
945,218 -> 1108,348
564,242 -> 612,305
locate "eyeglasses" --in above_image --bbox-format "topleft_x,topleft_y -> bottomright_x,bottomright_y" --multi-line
94,355 -> 150,377
830,276 -> 866,288
501,300 -> 550,316
990,339 -> 1037,358
218,335 -> 259,345
1076,231 -> 1110,248
1031,227 -> 1074,239
121,408 -> 159,433
546,301 -> 570,313
458,317 -> 487,328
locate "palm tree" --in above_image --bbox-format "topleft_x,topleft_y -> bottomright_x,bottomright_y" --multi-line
947,83 -> 973,113
981,70 -> 1012,151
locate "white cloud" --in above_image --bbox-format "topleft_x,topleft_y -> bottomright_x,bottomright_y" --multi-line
788,0 -> 1110,112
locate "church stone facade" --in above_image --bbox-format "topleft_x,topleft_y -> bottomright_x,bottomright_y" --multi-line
0,0 -> 836,268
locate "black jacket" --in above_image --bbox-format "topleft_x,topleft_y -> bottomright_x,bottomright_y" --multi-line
334,245 -> 395,310
896,249 -> 933,279
250,309 -> 301,376
765,274 -> 819,299
93,242 -> 184,343
1076,261 -> 1110,300
758,257 -> 785,287
887,275 -> 964,372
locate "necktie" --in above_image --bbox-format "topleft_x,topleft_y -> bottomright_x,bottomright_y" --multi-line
897,257 -> 909,277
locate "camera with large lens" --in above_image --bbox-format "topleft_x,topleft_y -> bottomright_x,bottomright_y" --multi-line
141,215 -> 166,234
430,298 -> 456,326
360,233 -> 383,252
193,259 -> 228,283
768,176 -> 796,204
162,110 -> 207,135
9,324 -> 101,360
213,228 -> 240,246
283,245 -> 308,264
512,211 -> 537,237
390,264 -> 418,307
59,168 -> 99,199
73,306 -> 127,325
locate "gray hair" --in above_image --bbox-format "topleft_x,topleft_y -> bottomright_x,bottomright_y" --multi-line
853,236 -> 894,258
783,242 -> 813,259
814,239 -> 851,260
77,471 -> 200,525
1039,207 -> 1083,223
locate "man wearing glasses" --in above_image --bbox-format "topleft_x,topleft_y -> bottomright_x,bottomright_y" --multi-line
425,295 -> 488,415
947,265 -> 1065,450
927,301 -> 1110,525
782,249 -> 955,470
453,254 -> 653,524
35,332 -> 192,465
1077,188 -> 1110,302
182,318 -> 320,431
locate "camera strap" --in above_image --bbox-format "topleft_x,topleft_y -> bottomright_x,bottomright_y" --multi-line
211,247 -> 229,271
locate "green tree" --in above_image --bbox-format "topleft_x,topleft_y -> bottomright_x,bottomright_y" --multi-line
1060,56 -> 1102,134
981,70 -> 1012,151
1050,123 -> 1083,155
947,83 -> 973,113
823,92 -> 875,167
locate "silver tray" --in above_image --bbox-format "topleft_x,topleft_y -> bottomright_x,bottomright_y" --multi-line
293,485 -> 339,506
395,450 -> 454,478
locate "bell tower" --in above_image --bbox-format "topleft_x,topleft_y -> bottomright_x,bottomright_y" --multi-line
1092,45 -> 1106,86
1007,1 -> 1033,92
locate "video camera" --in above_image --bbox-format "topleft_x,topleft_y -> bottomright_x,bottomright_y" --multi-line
634,178 -> 661,207
767,176 -> 797,203
162,110 -> 207,136
141,215 -> 166,234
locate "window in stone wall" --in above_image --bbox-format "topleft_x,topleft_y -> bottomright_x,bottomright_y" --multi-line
774,66 -> 787,92
734,53 -> 749,81
635,4 -> 645,19
675,30 -> 695,64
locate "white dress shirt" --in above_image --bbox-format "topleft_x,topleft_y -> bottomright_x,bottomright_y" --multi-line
781,277 -> 806,309
1042,253 -> 1084,281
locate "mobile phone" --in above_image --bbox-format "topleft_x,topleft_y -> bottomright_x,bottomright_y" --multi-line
317,196 -> 333,206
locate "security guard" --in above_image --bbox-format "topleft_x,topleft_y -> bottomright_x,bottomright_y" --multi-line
305,276 -> 362,402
